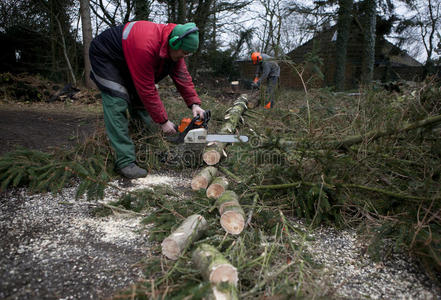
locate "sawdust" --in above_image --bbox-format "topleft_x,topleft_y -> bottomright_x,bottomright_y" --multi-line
1,174 -> 440,299
0,174 -> 188,300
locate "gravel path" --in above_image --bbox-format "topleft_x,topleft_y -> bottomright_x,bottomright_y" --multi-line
0,174 -> 439,299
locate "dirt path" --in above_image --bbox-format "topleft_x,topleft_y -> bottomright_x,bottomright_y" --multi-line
0,104 -> 102,155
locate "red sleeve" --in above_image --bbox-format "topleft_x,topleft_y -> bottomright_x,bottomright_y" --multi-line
171,59 -> 201,107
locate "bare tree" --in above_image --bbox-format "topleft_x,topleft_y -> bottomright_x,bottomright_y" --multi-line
396,0 -> 440,66
89,0 -> 133,26
80,0 -> 95,88
257,0 -> 285,57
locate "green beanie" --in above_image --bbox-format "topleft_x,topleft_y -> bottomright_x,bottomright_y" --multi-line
170,22 -> 199,53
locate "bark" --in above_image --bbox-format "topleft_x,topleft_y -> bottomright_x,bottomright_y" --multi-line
203,94 -> 248,165
217,190 -> 245,235
134,0 -> 152,20
161,214 -> 208,260
207,177 -> 229,199
192,243 -> 239,285
209,283 -> 239,300
327,114 -> 441,149
360,0 -> 376,86
334,0 -> 353,91
191,166 -> 218,191
177,0 -> 186,23
79,0 -> 95,88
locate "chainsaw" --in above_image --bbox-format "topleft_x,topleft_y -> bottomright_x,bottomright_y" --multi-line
166,110 -> 248,144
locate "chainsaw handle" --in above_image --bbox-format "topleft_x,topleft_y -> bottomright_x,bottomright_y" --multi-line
167,110 -> 211,144
193,110 -> 210,128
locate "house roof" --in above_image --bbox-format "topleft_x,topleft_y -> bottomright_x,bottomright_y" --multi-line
286,24 -> 422,67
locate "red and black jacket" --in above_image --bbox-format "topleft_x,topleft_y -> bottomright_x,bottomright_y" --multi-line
89,21 -> 201,124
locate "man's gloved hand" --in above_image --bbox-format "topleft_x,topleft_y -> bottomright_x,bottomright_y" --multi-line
161,120 -> 177,134
191,104 -> 205,119
251,82 -> 259,89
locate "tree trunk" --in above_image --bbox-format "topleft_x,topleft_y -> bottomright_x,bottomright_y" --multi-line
334,0 -> 353,91
217,190 -> 245,235
361,0 -> 376,86
275,114 -> 441,150
207,177 -> 229,199
192,243 -> 239,285
203,95 -> 248,165
55,16 -> 76,86
79,0 -> 95,88
135,0 -> 152,21
191,166 -> 218,191
161,214 -> 208,260
177,0 -> 187,23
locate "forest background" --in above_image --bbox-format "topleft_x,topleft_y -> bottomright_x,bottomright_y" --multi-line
0,0 -> 439,89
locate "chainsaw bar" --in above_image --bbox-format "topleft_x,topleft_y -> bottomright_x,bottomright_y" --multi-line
183,128 -> 248,144
206,134 -> 248,143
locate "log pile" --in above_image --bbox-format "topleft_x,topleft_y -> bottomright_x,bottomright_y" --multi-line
160,94 -> 250,297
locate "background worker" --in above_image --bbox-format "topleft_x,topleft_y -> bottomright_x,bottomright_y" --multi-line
89,21 -> 205,179
251,52 -> 280,109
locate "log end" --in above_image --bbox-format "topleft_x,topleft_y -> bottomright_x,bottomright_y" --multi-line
210,264 -> 239,286
191,176 -> 208,191
203,150 -> 221,166
161,238 -> 179,260
206,184 -> 225,199
220,211 -> 245,235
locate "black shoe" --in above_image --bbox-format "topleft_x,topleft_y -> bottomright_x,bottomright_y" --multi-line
118,163 -> 147,179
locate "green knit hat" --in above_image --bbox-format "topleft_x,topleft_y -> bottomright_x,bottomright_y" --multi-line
170,22 -> 199,53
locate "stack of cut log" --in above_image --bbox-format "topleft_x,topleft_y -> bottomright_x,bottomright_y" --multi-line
161,94 -> 249,299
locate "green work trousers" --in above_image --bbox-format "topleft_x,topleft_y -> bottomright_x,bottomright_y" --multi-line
101,92 -> 156,169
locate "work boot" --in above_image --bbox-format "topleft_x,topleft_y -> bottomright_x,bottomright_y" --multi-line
118,163 -> 147,179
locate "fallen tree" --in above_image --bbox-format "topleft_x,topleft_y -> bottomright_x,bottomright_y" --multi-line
275,114 -> 441,151
203,95 -> 248,166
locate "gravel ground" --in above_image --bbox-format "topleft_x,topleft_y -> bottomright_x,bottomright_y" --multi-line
0,174 -> 190,300
302,225 -> 441,299
1,173 -> 440,299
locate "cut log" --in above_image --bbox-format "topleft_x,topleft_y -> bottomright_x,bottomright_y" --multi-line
210,283 -> 239,300
202,142 -> 226,166
203,95 -> 248,166
217,190 -> 245,235
192,243 -> 239,286
191,166 -> 218,191
206,177 -> 229,199
161,214 -> 208,260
